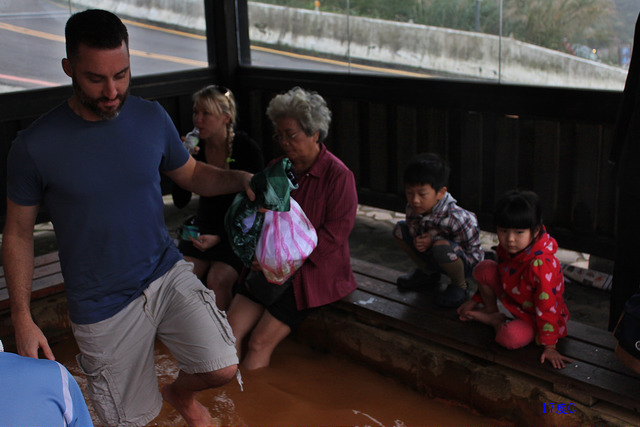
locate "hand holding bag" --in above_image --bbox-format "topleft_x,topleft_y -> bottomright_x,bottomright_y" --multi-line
225,158 -> 297,266
255,198 -> 317,284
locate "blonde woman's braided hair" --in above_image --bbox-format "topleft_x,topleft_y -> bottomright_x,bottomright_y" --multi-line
193,85 -> 237,162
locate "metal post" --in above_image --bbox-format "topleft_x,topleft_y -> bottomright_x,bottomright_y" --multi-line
205,0 -> 241,87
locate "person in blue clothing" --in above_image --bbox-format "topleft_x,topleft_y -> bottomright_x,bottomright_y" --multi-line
0,339 -> 94,427
2,10 -> 252,427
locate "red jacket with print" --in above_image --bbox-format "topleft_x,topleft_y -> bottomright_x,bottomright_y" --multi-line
495,228 -> 570,346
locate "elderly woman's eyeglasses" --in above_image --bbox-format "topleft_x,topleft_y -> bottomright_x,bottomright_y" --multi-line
273,130 -> 301,143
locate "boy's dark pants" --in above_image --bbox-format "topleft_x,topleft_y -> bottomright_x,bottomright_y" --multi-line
393,221 -> 473,284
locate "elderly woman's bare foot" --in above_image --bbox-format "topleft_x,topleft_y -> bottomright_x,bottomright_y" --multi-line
161,383 -> 215,426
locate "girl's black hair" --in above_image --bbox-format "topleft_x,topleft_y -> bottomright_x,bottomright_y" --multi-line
493,189 -> 543,234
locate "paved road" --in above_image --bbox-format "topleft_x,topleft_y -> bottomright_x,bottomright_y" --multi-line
0,0 -> 409,93
0,0 -> 211,90
0,0 -> 353,92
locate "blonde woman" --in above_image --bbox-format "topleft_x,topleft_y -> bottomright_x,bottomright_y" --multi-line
173,85 -> 263,310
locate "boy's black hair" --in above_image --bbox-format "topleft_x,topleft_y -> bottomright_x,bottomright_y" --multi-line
403,153 -> 450,191
65,9 -> 129,60
493,189 -> 543,234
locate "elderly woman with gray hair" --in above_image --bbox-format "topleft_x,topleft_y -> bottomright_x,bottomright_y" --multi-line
227,87 -> 358,369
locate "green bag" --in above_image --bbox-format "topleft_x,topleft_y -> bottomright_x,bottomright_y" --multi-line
224,158 -> 298,266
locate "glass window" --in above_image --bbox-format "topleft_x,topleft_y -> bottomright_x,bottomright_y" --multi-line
0,0 -> 208,94
247,0 -> 639,90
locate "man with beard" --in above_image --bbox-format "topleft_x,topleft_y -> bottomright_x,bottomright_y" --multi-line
2,9 -> 251,427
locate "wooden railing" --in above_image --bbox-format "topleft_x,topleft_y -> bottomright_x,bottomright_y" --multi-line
0,67 -> 623,260
236,67 -> 622,260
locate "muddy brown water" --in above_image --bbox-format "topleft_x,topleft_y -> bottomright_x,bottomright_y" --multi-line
51,336 -> 513,427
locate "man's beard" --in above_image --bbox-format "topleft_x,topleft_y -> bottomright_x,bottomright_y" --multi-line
72,78 -> 130,120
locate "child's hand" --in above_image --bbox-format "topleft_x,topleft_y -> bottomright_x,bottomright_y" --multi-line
414,233 -> 433,252
541,346 -> 572,369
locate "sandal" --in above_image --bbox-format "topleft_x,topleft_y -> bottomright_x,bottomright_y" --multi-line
435,284 -> 469,308
396,269 -> 440,290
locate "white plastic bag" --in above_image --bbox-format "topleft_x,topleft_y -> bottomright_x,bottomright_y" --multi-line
256,199 -> 318,284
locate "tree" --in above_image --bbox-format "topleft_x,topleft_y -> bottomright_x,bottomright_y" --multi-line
502,0 -> 616,51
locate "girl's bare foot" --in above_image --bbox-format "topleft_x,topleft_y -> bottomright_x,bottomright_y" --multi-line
464,310 -> 507,331
457,299 -> 479,320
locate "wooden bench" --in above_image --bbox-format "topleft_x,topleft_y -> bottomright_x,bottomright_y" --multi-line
0,251 -> 69,353
0,251 -> 64,311
298,257 -> 640,425
348,258 -> 639,408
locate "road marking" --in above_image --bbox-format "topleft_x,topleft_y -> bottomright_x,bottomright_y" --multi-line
0,73 -> 59,87
251,45 -> 431,77
0,22 -> 207,66
129,49 -> 207,67
122,19 -> 206,40
0,22 -> 64,42
0,20 -> 428,86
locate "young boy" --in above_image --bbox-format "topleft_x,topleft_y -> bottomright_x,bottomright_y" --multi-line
393,153 -> 484,308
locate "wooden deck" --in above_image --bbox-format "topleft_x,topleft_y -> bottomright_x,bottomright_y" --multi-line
0,252 -> 68,352
351,258 -> 639,408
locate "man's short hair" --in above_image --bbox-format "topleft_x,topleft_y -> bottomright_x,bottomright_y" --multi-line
65,9 -> 129,60
403,152 -> 450,191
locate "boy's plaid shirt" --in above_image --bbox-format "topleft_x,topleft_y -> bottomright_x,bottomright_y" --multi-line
405,192 -> 484,264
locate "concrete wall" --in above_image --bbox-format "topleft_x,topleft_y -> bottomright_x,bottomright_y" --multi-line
66,0 -> 627,89
68,0 -> 206,33
248,3 -> 627,89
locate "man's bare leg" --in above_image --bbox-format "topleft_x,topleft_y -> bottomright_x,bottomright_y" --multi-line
615,344 -> 640,375
162,365 -> 237,426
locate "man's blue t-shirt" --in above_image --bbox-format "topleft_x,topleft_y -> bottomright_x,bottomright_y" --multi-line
0,352 -> 94,427
7,96 -> 189,324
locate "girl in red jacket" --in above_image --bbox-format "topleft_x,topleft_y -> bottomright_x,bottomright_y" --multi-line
458,190 -> 571,369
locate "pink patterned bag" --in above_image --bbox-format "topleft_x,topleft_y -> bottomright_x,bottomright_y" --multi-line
256,199 -> 318,284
